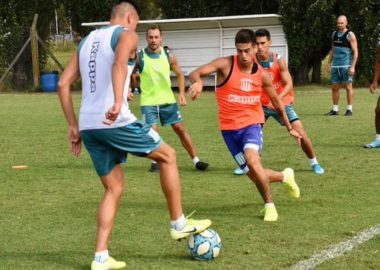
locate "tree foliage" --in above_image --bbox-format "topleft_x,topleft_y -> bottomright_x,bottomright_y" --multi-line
0,1 -> 56,89
156,0 -> 279,18
62,0 -> 161,36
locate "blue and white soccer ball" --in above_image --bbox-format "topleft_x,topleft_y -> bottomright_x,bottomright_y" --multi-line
188,228 -> 222,260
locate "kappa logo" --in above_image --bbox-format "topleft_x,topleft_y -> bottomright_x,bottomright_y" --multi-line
89,41 -> 100,93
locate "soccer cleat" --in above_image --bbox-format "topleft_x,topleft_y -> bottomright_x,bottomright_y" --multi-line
195,161 -> 209,171
363,140 -> 380,148
170,218 -> 211,240
263,204 -> 278,222
233,167 -> 245,175
344,110 -> 353,116
312,164 -> 325,175
149,163 -> 160,172
282,168 -> 300,199
325,110 -> 339,116
91,257 -> 126,270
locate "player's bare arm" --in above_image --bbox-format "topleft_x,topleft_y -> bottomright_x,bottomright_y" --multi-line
370,46 -> 380,93
188,57 -> 230,100
278,57 -> 293,100
170,52 -> 186,106
263,72 -> 302,143
348,32 -> 358,76
326,48 -> 333,72
57,53 -> 81,157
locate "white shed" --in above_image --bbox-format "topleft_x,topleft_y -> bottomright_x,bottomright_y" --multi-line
82,14 -> 287,86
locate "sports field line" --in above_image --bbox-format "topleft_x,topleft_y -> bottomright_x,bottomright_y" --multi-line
289,224 -> 380,270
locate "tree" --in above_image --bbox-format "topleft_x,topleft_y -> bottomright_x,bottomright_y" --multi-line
280,0 -> 380,85
336,0 -> 380,84
280,0 -> 335,85
0,1 -> 56,89
157,0 -> 279,18
62,0 -> 162,37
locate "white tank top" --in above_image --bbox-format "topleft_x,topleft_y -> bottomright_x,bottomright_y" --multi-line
78,25 -> 136,130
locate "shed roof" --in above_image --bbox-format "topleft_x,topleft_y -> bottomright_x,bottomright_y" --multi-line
82,14 -> 282,31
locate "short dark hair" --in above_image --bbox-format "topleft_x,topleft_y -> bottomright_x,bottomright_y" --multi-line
235,29 -> 255,45
146,24 -> 162,35
113,0 -> 141,16
255,29 -> 271,40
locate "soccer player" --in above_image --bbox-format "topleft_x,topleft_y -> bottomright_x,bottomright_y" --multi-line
57,2 -> 211,269
364,43 -> 380,148
325,15 -> 358,116
236,28 -> 323,175
188,29 -> 302,222
134,25 -> 208,172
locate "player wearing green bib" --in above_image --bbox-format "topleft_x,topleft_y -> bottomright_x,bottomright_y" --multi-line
136,24 -> 209,172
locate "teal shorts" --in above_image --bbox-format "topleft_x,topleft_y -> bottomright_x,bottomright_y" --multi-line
263,105 -> 299,125
80,120 -> 162,176
331,67 -> 353,84
141,103 -> 182,126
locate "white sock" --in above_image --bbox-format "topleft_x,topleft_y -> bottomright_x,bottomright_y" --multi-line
333,105 -> 339,112
152,160 -> 157,164
95,250 -> 109,263
170,214 -> 186,231
192,157 -> 200,165
376,134 -> 380,141
309,157 -> 318,166
265,203 -> 275,208
347,105 -> 352,111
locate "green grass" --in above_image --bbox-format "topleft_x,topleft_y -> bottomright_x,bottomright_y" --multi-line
0,86 -> 379,270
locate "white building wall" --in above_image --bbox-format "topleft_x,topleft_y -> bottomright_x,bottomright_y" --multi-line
131,16 -> 288,87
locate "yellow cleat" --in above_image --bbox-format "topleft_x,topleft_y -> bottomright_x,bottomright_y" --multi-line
91,257 -> 126,270
170,218 -> 211,240
282,168 -> 300,199
263,204 -> 278,222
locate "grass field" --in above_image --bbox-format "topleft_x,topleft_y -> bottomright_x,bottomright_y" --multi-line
0,86 -> 379,270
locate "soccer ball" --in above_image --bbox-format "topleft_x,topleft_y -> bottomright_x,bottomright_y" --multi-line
188,228 -> 222,261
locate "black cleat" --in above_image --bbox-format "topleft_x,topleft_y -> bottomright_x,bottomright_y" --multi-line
325,110 -> 339,116
149,163 -> 160,172
344,110 -> 352,116
195,161 -> 209,171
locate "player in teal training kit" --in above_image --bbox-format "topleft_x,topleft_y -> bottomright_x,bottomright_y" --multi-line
135,24 -> 208,172
326,15 -> 358,116
57,2 -> 211,269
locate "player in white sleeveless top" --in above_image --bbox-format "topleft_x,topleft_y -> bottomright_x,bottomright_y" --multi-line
57,1 -> 211,270
78,24 -> 137,130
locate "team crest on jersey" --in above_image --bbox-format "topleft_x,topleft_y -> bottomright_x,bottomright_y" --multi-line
153,62 -> 161,72
267,72 -> 274,81
240,78 -> 253,92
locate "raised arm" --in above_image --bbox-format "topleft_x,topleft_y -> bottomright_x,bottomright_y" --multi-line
188,57 -> 230,100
